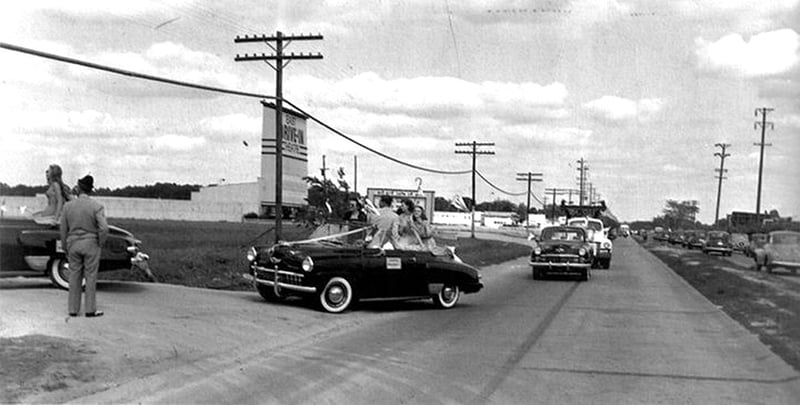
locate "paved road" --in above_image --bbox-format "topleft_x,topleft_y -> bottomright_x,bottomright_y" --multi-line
4,238 -> 800,403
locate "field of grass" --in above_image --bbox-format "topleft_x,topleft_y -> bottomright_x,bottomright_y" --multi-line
100,219 -> 531,291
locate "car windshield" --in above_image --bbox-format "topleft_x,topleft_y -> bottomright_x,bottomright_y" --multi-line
568,219 -> 603,231
541,228 -> 585,241
306,223 -> 373,247
772,233 -> 800,245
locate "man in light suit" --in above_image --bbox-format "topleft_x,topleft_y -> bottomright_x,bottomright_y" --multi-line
60,175 -> 109,318
367,195 -> 400,249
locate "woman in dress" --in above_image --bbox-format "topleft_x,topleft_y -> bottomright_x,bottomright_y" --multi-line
396,199 -> 422,249
411,205 -> 436,250
32,164 -> 71,225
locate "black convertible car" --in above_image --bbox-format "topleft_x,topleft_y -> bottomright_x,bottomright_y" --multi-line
530,225 -> 594,281
0,218 -> 152,289
246,223 -> 483,313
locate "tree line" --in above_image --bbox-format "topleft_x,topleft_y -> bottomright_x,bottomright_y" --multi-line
0,182 -> 201,200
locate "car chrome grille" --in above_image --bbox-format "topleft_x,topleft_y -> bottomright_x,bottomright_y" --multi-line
254,266 -> 305,286
538,255 -> 582,263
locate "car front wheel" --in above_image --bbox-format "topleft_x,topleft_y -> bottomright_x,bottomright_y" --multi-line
319,277 -> 354,313
432,285 -> 460,309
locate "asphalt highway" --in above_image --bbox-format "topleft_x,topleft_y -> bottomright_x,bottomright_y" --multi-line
4,238 -> 800,404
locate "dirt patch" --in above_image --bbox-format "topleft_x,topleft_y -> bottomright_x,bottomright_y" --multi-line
0,335 -> 99,403
641,239 -> 800,372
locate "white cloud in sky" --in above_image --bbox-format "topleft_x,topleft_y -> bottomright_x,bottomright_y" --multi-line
583,96 -> 664,123
287,73 -> 568,122
695,29 -> 800,77
153,134 -> 206,151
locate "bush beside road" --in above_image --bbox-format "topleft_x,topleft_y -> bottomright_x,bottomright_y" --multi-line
639,237 -> 800,372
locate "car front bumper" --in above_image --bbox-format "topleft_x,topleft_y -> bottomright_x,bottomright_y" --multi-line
252,264 -> 316,294
704,246 -> 732,254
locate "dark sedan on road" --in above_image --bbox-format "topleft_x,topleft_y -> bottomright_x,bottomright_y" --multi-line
686,231 -> 707,250
246,223 -> 483,313
0,218 -> 151,289
702,231 -> 733,256
529,225 -> 593,281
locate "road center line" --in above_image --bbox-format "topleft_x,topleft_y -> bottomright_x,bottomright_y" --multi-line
471,281 -> 580,404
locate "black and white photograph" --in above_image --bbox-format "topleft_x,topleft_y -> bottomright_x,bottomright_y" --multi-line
1,1 -> 799,403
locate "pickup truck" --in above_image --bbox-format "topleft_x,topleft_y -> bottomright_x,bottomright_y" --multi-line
0,218 -> 152,289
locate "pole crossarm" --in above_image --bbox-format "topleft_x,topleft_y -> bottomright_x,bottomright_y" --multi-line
455,141 -> 496,238
235,53 -> 324,61
235,33 -> 324,42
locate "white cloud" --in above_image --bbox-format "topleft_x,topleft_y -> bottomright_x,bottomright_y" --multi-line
583,96 -> 664,123
153,134 -> 206,151
287,73 -> 568,123
695,29 -> 800,77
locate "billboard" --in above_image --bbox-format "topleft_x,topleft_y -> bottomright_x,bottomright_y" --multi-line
366,188 -> 435,221
260,103 -> 308,207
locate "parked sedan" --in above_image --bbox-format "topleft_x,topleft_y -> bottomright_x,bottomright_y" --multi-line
0,218 -> 152,289
686,231 -> 707,250
754,231 -> 800,274
530,226 -> 593,281
246,223 -> 483,313
702,231 -> 733,256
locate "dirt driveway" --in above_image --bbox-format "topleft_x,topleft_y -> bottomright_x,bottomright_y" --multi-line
0,278 -> 392,403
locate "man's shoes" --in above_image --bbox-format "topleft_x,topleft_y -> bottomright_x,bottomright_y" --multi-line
85,311 -> 104,318
69,313 -> 79,317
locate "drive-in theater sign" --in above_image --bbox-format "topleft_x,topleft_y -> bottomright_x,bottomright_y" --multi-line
260,102 -> 308,213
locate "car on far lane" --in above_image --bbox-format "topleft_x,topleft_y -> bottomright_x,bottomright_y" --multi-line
530,225 -> 593,281
754,230 -> 800,274
686,230 -> 707,250
745,233 -> 768,258
730,233 -> 749,253
702,231 -> 733,256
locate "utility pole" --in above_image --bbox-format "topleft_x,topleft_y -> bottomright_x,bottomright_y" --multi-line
713,143 -> 731,227
455,141 -> 495,238
576,158 -> 588,206
754,108 -> 774,224
235,31 -> 323,242
545,188 -> 570,224
516,172 -> 543,228
353,155 -> 358,195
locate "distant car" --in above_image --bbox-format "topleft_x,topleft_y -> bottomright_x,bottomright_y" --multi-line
745,233 -> 768,257
0,218 -> 151,289
686,231 -> 707,250
681,230 -> 696,248
668,230 -> 686,246
566,217 -> 612,269
730,233 -> 749,253
530,226 -> 593,281
754,231 -> 800,274
702,231 -> 732,256
245,223 -> 484,313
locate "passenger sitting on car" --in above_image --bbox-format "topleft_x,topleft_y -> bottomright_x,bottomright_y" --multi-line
32,164 -> 72,226
367,195 -> 400,249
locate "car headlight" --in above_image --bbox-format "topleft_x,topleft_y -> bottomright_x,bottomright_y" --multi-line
533,247 -> 542,256
603,242 -> 612,249
246,247 -> 257,262
578,248 -> 586,256
301,256 -> 314,272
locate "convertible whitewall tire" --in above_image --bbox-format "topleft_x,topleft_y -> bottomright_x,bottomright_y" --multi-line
433,285 -> 460,309
319,277 -> 354,313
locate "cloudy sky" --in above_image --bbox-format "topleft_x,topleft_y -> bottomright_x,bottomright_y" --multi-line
1,0 -> 798,223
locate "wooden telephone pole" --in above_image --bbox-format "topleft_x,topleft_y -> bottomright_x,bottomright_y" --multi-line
455,141 -> 495,238
753,108 -> 773,224
713,143 -> 730,226
234,31 -> 323,241
516,172 -> 542,227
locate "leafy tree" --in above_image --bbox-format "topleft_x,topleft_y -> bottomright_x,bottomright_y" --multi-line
302,168 -> 355,225
661,199 -> 700,230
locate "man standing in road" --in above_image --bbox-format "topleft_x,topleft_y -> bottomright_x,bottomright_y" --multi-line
60,175 -> 109,318
367,195 -> 400,249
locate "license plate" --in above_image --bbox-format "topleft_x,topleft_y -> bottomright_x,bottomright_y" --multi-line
55,240 -> 64,253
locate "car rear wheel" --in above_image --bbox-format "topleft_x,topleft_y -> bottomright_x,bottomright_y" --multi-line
432,285 -> 460,309
48,258 -> 80,290
319,277 -> 353,313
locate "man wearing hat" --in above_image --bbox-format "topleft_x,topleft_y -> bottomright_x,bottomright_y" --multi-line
60,175 -> 109,318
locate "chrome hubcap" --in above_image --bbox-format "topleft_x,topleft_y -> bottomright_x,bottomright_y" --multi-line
327,285 -> 345,305
442,287 -> 455,302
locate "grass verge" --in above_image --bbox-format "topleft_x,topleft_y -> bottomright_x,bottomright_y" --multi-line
639,238 -> 800,372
